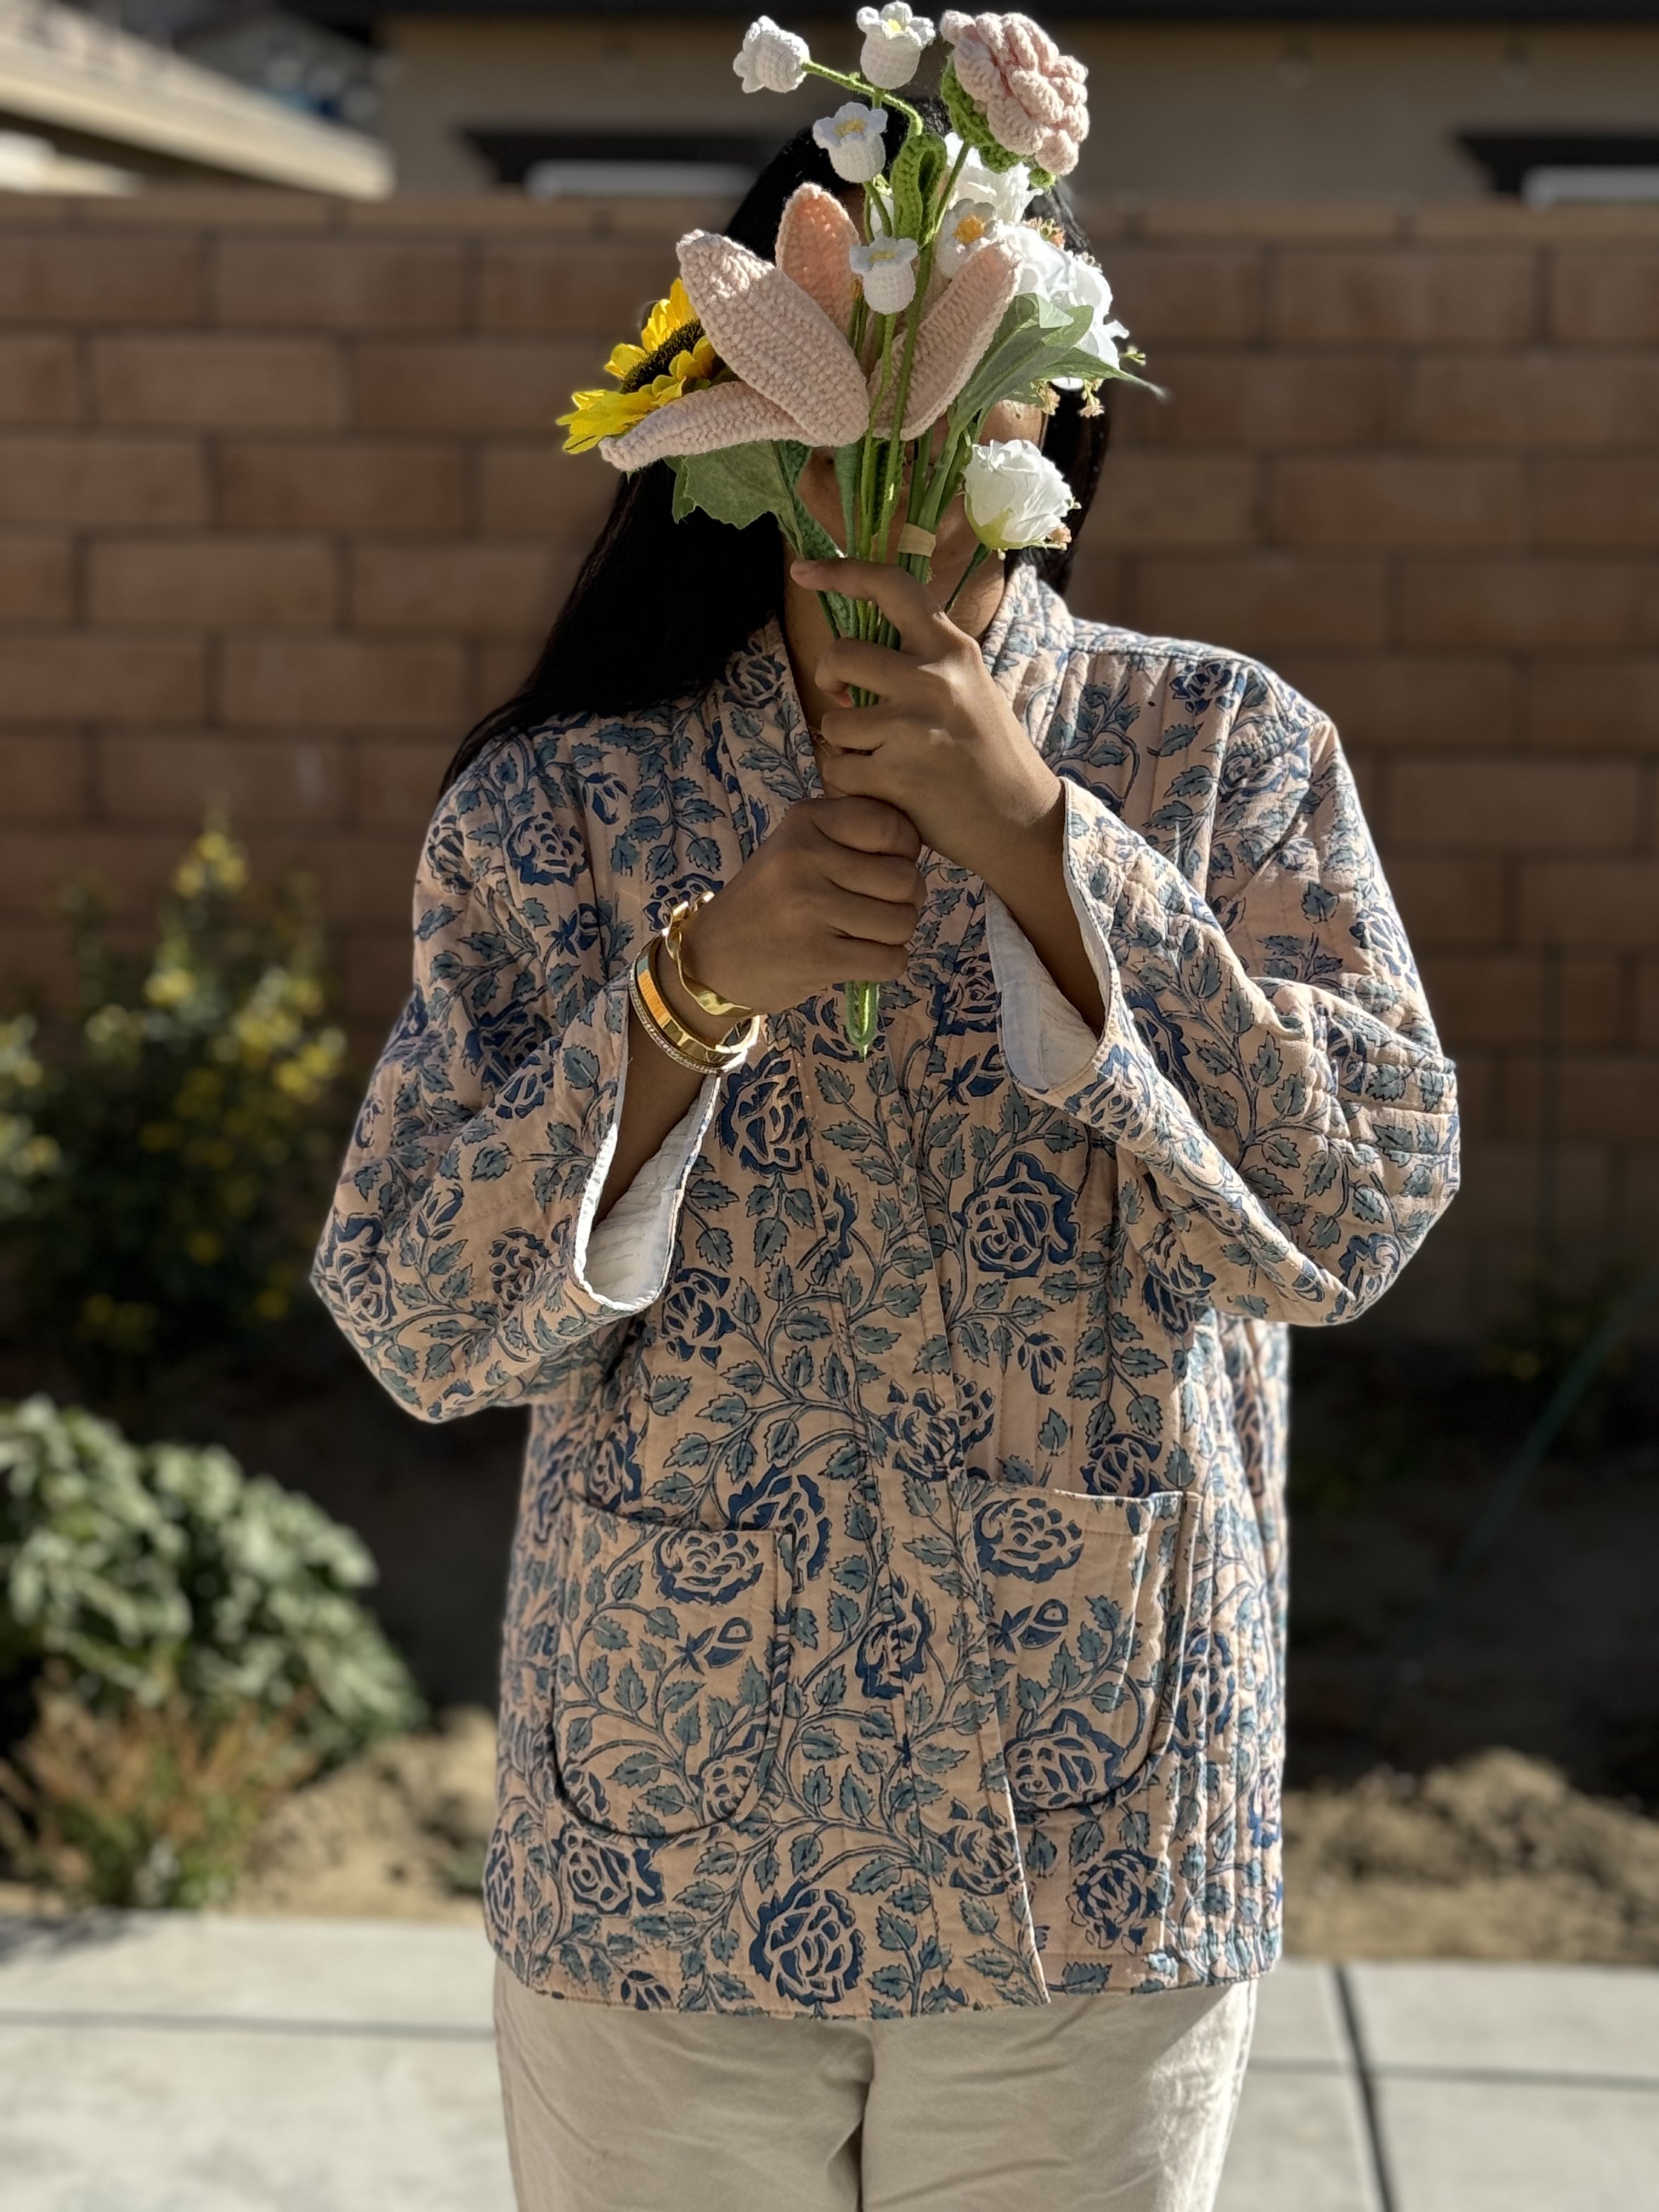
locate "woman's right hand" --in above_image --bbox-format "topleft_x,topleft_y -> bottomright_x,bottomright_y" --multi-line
678,797 -> 926,1021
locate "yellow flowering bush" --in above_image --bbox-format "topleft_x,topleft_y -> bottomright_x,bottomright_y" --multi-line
0,825 -> 348,1390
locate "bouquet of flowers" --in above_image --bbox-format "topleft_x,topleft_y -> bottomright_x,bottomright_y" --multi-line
560,7 -> 1152,1054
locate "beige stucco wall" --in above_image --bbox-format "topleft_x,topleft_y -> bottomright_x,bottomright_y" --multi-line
380,17 -> 1659,198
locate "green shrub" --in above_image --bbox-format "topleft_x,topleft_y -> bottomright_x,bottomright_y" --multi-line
0,822 -> 347,1391
0,1395 -> 424,1764
0,1669 -> 315,1909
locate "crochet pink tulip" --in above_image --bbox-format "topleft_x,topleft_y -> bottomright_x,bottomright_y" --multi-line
940,9 -> 1088,178
871,234 -> 1022,439
774,180 -> 857,330
600,183 -> 1022,469
681,226 -> 872,447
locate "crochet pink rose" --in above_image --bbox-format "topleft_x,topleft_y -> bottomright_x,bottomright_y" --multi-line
939,10 -> 1087,178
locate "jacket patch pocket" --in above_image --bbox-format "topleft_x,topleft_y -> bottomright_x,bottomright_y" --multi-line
974,1487 -> 1197,1812
550,1494 -> 787,1838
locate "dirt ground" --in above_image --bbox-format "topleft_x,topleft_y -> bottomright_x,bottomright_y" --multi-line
1283,1748 -> 1659,1966
229,1707 -> 499,1927
210,1714 -> 1659,1966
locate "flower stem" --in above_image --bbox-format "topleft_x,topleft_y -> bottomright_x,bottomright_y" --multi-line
942,540 -> 990,616
843,979 -> 881,1060
803,60 -> 923,143
936,138 -> 970,215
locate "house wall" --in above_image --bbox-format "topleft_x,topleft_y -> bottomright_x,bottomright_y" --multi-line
378,17 -> 1659,200
1,184 -> 1655,1335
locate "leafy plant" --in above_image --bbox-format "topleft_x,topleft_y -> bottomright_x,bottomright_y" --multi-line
0,822 -> 348,1393
0,1395 -> 424,1764
0,1667 -> 315,1908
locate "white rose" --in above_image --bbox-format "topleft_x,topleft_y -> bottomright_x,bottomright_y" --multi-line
812,100 -> 889,184
849,233 -> 920,315
733,15 -> 810,93
943,131 -> 1034,225
962,438 -> 1075,551
856,1 -> 935,90
1003,224 -> 1127,386
935,197 -> 1001,278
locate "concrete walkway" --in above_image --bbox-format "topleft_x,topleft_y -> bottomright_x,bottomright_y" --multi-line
1,1912 -> 1655,2209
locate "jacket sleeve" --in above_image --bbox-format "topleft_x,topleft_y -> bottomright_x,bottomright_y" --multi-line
311,755 -> 723,1420
984,701 -> 1459,1326
583,1088 -> 716,1303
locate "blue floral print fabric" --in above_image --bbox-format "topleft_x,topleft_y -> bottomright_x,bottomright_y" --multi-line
314,565 -> 1458,2016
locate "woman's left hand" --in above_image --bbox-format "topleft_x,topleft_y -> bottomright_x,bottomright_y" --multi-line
792,557 -> 1064,898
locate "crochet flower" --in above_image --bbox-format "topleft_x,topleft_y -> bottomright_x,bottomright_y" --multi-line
733,14 -> 810,93
557,278 -> 717,453
1003,224 -> 1126,382
940,9 -> 1088,179
855,1 -> 935,89
850,233 -> 920,314
962,437 -> 1074,550
812,100 -> 889,184
943,129 -> 1035,222
935,197 -> 1000,276
596,185 -> 1022,468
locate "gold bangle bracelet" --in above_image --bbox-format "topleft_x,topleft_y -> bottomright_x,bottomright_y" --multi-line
663,891 -> 755,1024
630,946 -> 729,1075
630,941 -> 760,1075
628,969 -> 722,1074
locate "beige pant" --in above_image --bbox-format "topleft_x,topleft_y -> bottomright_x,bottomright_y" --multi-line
494,1960 -> 1256,2212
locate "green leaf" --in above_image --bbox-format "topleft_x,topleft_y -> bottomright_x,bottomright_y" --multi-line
949,296 -> 1093,427
888,131 -> 943,246
777,437 -> 809,484
672,441 -> 798,533
832,442 -> 862,546
793,503 -> 843,565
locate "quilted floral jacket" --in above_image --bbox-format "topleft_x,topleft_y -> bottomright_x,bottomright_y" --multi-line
314,564 -> 1458,2017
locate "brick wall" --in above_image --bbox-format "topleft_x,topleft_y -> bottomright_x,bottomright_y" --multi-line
2,188 -> 1656,1335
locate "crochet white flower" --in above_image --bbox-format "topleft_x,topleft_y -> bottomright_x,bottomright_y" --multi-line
733,15 -> 810,93
943,131 -> 1035,224
850,233 -> 920,314
962,437 -> 1074,550
812,100 -> 890,183
935,197 -> 1001,276
856,1 -> 935,90
1003,223 -> 1127,385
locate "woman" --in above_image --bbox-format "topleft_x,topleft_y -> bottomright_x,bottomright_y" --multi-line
314,114 -> 1458,2212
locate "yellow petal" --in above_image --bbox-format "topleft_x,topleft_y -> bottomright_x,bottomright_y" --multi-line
637,278 -> 701,358
558,386 -> 658,453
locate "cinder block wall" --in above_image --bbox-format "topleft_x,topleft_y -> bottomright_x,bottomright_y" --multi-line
2,188 -> 1655,1335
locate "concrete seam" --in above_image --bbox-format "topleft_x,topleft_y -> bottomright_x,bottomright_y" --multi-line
1335,1962 -> 1399,2212
1364,2061 -> 1659,2095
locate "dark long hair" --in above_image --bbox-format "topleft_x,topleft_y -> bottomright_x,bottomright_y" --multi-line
444,103 -> 1111,792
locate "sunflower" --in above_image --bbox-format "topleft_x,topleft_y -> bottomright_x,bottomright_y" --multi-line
558,279 -> 720,454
